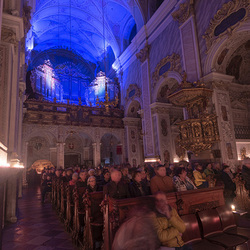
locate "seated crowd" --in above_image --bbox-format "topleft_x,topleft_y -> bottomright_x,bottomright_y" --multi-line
39,158 -> 250,250
40,158 -> 250,204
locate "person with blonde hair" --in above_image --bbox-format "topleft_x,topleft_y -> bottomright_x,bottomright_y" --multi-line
86,176 -> 102,192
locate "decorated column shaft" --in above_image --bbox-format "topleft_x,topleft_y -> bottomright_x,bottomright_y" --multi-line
136,44 -> 156,160
123,117 -> 143,166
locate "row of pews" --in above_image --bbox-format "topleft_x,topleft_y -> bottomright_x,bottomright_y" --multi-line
51,178 -> 226,250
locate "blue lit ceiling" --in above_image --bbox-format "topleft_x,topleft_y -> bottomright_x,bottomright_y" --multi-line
28,0 -> 144,66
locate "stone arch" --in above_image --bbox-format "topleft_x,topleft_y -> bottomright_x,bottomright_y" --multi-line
64,132 -> 93,167
24,128 -> 57,147
204,21 -> 250,75
26,136 -> 51,169
125,99 -> 142,118
100,133 -> 121,165
152,73 -> 181,103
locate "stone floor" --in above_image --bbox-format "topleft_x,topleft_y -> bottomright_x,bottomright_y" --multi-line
2,185 -> 77,250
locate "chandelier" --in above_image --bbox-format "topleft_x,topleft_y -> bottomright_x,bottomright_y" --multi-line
168,73 -> 220,155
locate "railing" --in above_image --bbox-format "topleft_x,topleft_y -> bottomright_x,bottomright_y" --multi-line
23,99 -> 124,128
234,125 -> 250,139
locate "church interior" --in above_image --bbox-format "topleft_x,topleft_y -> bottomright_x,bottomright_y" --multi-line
1,0 -> 250,249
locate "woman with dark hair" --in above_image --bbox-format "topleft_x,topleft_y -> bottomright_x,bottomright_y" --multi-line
129,170 -> 149,197
173,167 -> 196,192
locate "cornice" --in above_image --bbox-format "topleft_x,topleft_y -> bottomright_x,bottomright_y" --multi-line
2,13 -> 24,41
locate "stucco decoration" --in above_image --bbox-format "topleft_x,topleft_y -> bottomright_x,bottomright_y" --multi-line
152,53 -> 182,90
172,0 -> 194,25
125,84 -> 142,104
136,44 -> 151,63
203,0 -> 250,53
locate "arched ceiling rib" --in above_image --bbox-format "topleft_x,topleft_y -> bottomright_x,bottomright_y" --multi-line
29,0 -> 144,64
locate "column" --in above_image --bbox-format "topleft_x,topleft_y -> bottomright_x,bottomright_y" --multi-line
150,103 -> 176,164
22,141 -> 29,186
6,156 -> 20,223
83,147 -> 90,161
49,147 -> 57,166
172,1 -> 201,82
92,142 -> 101,168
57,142 -> 65,169
136,44 -> 156,160
204,72 -> 238,166
123,117 -> 142,166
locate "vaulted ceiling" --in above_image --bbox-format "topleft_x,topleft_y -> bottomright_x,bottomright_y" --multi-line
29,0 -> 145,65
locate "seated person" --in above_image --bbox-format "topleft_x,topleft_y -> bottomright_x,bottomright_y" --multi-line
129,170 -> 149,197
193,164 -> 208,189
69,172 -> 78,186
153,192 -> 190,249
61,168 -> 73,183
213,162 -> 222,175
221,165 -> 236,200
88,169 -> 95,177
150,165 -> 174,194
54,169 -> 61,180
100,169 -> 111,186
186,164 -> 194,181
86,176 -> 102,193
242,158 -> 250,191
41,175 -> 52,203
76,170 -> 88,188
121,166 -> 131,184
112,207 -> 160,250
103,169 -> 130,199
140,168 -> 151,194
204,163 -> 215,177
173,167 -> 196,192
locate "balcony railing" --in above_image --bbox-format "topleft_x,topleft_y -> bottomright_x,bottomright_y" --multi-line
23,99 -> 124,128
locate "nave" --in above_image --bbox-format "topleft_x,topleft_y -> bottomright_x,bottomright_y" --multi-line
2,185 -> 77,250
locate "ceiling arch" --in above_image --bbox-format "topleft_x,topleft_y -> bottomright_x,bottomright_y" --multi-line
28,0 -> 144,65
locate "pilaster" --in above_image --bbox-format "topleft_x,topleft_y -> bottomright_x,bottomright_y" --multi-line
56,143 -> 65,168
123,117 -> 143,166
92,142 -> 101,167
136,44 -> 156,160
172,1 -> 201,82
204,72 -> 238,166
150,102 -> 176,164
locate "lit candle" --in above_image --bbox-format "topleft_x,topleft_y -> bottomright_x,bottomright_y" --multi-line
231,205 -> 236,211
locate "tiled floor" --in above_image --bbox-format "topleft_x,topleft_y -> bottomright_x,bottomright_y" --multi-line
2,185 -> 77,250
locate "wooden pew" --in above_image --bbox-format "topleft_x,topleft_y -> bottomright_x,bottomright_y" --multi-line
59,182 -> 68,222
72,187 -> 86,245
65,185 -> 75,232
82,191 -> 103,250
52,178 -> 60,208
103,186 -> 225,250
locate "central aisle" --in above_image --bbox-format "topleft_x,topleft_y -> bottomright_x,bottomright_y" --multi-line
2,185 -> 77,250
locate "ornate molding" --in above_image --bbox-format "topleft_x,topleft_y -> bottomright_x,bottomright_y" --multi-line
172,0 -> 194,25
125,84 -> 141,103
203,0 -> 249,52
211,81 -> 229,91
1,26 -> 18,46
136,44 -> 151,63
152,53 -> 182,90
